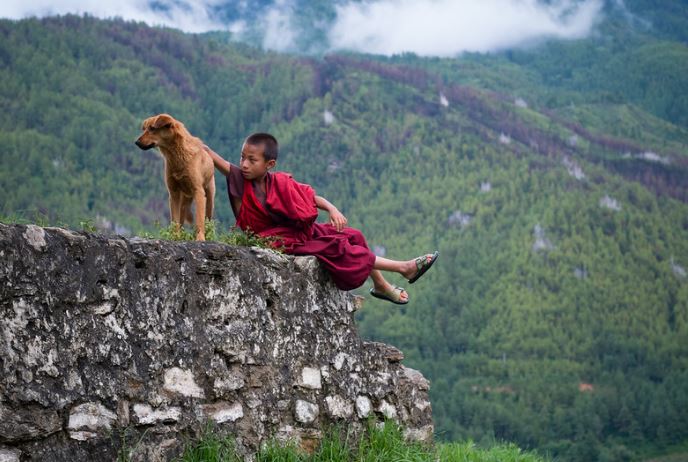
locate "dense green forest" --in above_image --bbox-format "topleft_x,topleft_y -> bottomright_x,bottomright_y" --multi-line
1,4 -> 687,461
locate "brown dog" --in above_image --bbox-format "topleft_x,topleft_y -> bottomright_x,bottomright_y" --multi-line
135,114 -> 215,241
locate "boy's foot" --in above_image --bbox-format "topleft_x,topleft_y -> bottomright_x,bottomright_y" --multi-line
369,286 -> 409,305
407,251 -> 439,284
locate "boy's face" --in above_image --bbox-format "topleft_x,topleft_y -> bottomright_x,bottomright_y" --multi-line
240,142 -> 275,181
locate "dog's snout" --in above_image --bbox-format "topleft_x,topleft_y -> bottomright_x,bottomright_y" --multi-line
135,139 -> 156,150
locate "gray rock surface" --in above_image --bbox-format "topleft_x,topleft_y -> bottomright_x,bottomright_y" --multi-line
0,223 -> 433,460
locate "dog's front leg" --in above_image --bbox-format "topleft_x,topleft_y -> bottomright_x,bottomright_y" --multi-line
175,193 -> 188,234
169,192 -> 182,230
193,190 -> 207,241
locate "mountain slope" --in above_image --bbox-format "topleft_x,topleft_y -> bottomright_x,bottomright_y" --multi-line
0,15 -> 687,461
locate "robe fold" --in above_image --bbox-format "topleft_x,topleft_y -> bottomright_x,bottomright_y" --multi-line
227,165 -> 375,290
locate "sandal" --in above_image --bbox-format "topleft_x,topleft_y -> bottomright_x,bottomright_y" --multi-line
408,251 -> 439,284
370,286 -> 409,305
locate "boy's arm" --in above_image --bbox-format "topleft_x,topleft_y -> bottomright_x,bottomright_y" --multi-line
203,145 -> 231,176
315,195 -> 347,231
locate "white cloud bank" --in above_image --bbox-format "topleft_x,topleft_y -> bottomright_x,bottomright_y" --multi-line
261,1 -> 298,52
0,0 -> 604,56
0,0 -> 231,33
329,0 -> 604,56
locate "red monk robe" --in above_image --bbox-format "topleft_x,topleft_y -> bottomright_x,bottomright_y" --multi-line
226,164 -> 376,290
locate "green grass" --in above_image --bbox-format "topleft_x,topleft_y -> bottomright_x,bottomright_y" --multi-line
146,220 -> 281,250
175,421 -> 548,462
437,442 -> 548,462
0,214 -> 279,250
175,426 -> 242,462
0,210 -> 58,227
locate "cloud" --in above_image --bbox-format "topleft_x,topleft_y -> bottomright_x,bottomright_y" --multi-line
328,0 -> 604,56
0,0 -> 604,55
260,1 -> 298,52
0,0 -> 230,33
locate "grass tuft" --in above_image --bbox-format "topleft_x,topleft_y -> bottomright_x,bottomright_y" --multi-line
174,424 -> 241,462
176,421 -> 549,462
0,209 -> 62,227
255,441 -> 304,462
437,441 -> 546,462
151,220 -> 280,250
0,214 -> 280,251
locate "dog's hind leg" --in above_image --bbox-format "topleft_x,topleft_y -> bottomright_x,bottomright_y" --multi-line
205,181 -> 215,220
192,190 -> 207,241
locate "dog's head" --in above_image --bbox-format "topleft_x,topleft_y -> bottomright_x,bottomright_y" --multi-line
135,114 -> 179,150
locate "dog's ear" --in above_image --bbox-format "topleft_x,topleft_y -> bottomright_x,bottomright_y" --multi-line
141,116 -> 155,130
152,114 -> 176,130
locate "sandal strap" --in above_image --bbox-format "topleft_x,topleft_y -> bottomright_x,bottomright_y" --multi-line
387,286 -> 406,301
408,251 -> 439,284
370,286 -> 409,305
415,254 -> 431,270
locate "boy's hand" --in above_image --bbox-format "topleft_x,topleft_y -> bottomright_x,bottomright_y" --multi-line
329,209 -> 348,232
203,145 -> 230,176
315,195 -> 347,231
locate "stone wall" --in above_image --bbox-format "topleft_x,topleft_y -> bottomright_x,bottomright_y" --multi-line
0,224 -> 433,461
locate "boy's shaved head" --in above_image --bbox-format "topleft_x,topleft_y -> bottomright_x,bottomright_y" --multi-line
245,132 -> 279,161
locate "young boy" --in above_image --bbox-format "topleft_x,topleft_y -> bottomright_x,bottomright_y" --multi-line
204,133 -> 438,304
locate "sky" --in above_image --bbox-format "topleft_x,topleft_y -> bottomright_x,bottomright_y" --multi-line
0,0 -> 605,56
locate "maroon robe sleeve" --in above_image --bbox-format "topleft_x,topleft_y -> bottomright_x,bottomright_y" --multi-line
265,172 -> 318,231
225,162 -> 244,219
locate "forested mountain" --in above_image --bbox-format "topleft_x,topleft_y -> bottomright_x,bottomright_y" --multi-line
1,7 -> 687,461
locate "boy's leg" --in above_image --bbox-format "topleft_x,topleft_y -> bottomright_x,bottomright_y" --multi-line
374,255 -> 435,280
370,269 -> 409,303
374,256 -> 412,274
369,254 -> 437,303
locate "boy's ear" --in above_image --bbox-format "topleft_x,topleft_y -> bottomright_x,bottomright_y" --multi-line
267,159 -> 277,169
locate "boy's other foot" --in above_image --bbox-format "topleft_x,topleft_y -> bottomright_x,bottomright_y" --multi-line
406,251 -> 439,284
370,286 -> 409,305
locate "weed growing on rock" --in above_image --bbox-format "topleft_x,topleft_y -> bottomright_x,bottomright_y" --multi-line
113,427 -> 149,462
156,221 -> 197,241
0,214 -> 279,251
80,218 -> 97,233
174,425 -> 241,462
151,220 -> 280,250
